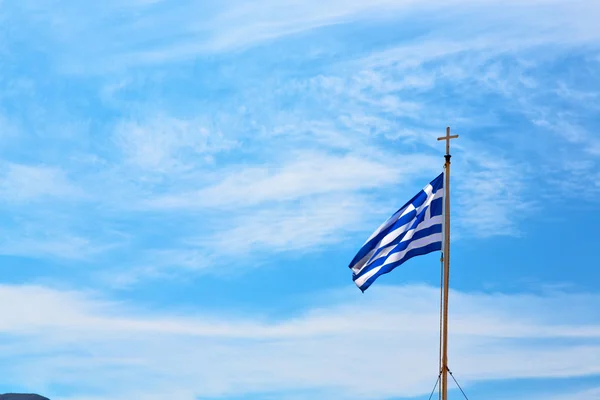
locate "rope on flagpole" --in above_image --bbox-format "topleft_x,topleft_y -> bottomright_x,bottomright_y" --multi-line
428,373 -> 442,400
448,368 -> 471,400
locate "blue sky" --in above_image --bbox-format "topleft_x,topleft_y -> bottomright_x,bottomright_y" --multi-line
1,0 -> 600,399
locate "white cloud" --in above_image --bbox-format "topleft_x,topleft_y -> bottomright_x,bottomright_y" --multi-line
0,163 -> 83,202
114,115 -> 236,173
0,283 -> 599,400
0,161 -> 127,261
0,211 -> 128,260
0,228 -> 124,261
135,0 -> 597,60
454,147 -> 532,238
468,61 -> 600,204
133,150 -> 445,269
2,0 -> 598,277
97,192 -> 401,283
0,234 -> 95,260
204,194 -> 374,254
293,63 -> 535,239
8,0 -> 600,72
146,151 -> 439,210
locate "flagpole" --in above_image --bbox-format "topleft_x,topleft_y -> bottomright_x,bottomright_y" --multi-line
437,127 -> 458,400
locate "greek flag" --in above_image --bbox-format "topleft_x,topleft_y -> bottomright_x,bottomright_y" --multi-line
349,173 -> 445,292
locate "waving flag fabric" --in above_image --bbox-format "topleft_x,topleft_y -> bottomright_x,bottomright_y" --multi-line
349,173 -> 445,292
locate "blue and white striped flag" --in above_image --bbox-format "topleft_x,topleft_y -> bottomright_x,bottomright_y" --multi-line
349,173 -> 445,292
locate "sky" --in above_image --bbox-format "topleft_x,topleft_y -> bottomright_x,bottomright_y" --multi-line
0,0 -> 600,399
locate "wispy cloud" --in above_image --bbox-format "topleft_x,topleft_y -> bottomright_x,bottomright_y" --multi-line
6,0 -> 600,72
0,233 -> 103,261
114,115 -> 237,174
0,210 -> 128,261
0,163 -> 83,202
1,0 -> 598,281
454,147 -> 533,238
0,161 -> 125,261
146,151 -> 437,210
0,283 -> 599,399
204,194 -> 373,254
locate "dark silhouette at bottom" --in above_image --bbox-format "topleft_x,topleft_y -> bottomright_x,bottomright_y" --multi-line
0,395 -> 50,400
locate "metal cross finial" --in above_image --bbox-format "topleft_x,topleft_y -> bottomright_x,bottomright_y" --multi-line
437,127 -> 459,157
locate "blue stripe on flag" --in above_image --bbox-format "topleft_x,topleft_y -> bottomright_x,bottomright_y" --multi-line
430,197 -> 443,217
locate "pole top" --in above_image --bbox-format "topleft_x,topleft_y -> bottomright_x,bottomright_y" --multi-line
437,126 -> 459,157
